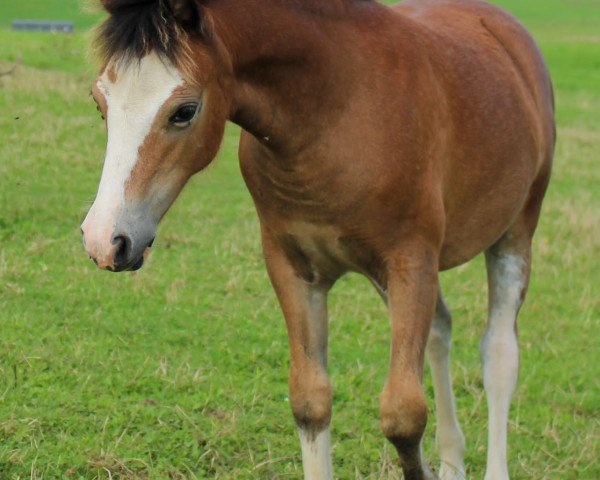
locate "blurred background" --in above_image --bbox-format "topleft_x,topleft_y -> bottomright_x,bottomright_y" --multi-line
0,1 -> 598,478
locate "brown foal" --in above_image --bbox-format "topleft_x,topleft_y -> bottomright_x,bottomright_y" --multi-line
82,1 -> 555,478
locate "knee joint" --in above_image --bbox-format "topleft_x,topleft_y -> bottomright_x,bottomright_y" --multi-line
290,369 -> 332,431
380,386 -> 428,449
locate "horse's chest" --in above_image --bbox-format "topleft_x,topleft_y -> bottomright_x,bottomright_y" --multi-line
281,222 -> 348,280
279,222 -> 382,285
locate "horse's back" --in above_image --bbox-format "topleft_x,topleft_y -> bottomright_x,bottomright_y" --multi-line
394,0 -> 555,165
389,0 -> 555,267
396,1 -> 553,111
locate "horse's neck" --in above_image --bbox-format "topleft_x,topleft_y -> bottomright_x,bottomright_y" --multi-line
210,0 -> 381,153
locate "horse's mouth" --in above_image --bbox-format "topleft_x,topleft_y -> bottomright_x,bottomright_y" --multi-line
109,245 -> 152,273
128,256 -> 145,272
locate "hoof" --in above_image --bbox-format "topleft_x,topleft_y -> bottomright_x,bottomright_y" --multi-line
438,462 -> 466,480
423,463 -> 439,480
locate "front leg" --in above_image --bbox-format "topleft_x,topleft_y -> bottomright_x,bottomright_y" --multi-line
262,229 -> 334,480
380,243 -> 440,480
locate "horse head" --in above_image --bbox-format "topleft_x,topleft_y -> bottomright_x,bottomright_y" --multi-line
82,0 -> 229,271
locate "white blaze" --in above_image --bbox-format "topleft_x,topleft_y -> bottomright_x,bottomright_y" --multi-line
83,53 -> 184,242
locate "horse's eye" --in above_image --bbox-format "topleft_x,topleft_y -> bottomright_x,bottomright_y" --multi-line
170,103 -> 199,127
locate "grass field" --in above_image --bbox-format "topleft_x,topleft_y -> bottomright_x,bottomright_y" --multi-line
0,1 -> 598,478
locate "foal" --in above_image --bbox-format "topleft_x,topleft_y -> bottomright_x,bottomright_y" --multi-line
82,1 -> 555,479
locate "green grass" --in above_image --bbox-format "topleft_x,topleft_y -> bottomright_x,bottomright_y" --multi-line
0,0 -> 100,30
0,1 -> 598,478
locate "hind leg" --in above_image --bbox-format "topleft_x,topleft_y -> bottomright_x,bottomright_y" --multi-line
481,165 -> 551,480
427,292 -> 466,479
480,233 -> 532,480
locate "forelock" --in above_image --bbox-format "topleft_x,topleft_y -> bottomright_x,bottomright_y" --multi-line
93,0 -> 198,75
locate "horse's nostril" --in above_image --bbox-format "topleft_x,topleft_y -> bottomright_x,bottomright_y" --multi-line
112,234 -> 132,269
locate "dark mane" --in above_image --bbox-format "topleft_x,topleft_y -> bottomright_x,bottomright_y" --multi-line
94,0 -> 198,68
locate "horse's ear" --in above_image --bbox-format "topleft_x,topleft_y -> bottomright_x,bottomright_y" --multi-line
168,0 -> 201,29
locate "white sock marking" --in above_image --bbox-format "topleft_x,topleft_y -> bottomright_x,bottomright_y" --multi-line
481,253 -> 526,480
298,428 -> 333,480
427,298 -> 466,480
